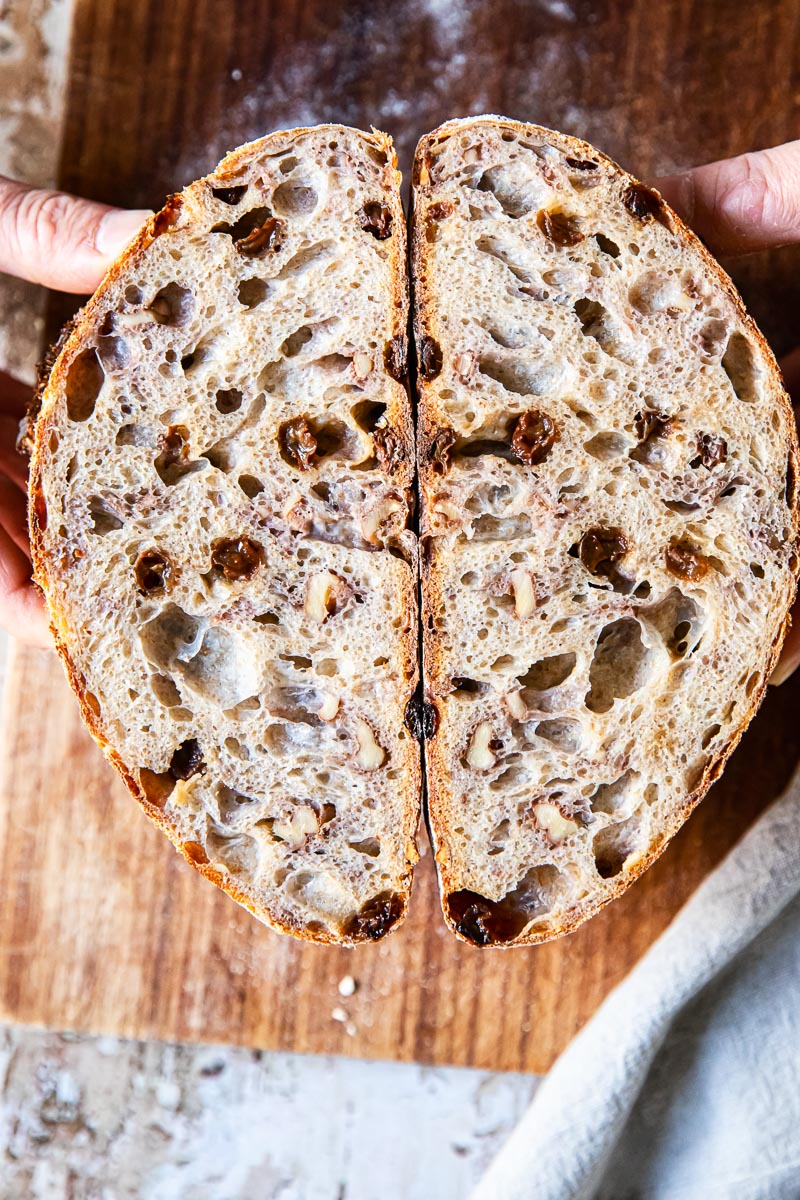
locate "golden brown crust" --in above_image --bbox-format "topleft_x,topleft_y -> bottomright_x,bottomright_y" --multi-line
411,116 -> 800,947
29,124 -> 418,946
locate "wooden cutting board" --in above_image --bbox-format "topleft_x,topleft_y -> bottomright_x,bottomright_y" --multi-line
2,0 -> 800,1075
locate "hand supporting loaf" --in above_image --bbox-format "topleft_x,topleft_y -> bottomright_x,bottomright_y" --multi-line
0,177 -> 147,643
657,143 -> 800,684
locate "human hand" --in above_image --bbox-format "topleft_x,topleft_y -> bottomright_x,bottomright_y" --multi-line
0,178 -> 148,645
657,142 -> 800,685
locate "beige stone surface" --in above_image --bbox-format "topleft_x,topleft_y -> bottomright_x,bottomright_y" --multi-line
0,1026 -> 536,1198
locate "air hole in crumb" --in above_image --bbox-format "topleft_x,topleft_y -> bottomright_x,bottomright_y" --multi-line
475,167 -> 536,218
150,282 -> 194,326
211,184 -> 248,204
88,496 -> 124,535
238,474 -> 264,497
702,723 -> 721,749
518,653 -> 576,692
215,388 -> 243,413
272,179 -> 318,215
536,718 -> 582,753
590,772 -> 634,816
65,349 -> 104,421
451,677 -> 490,697
254,610 -> 280,626
593,811 -> 644,878
151,674 -> 182,706
584,431 -> 629,461
586,619 -> 652,713
281,325 -> 314,357
349,838 -> 380,857
722,332 -> 759,402
595,232 -> 620,257
238,277 -> 269,308
351,399 -> 387,433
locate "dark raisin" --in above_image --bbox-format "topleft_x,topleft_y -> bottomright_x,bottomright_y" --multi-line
422,702 -> 439,739
278,416 -> 318,470
427,201 -> 453,221
373,426 -> 403,474
446,889 -> 528,946
358,201 -> 393,239
665,540 -> 709,582
694,432 -> 728,469
134,549 -> 172,594
536,209 -> 584,247
211,184 -> 248,205
384,335 -> 407,383
634,409 -> 672,442
404,697 -> 423,740
212,206 -> 283,256
428,427 -> 456,473
154,424 -> 191,482
579,527 -> 630,577
622,182 -> 668,224
152,194 -> 183,237
343,891 -> 404,940
236,215 -> 284,258
419,336 -> 443,380
210,537 -> 264,581
566,156 -> 598,171
164,425 -> 189,466
511,411 -> 557,465
404,698 -> 439,741
169,739 -> 206,781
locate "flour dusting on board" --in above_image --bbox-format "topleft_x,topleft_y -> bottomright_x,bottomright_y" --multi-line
168,0 -> 486,186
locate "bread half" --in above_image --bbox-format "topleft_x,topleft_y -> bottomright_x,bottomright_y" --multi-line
29,125 -> 420,944
411,117 -> 800,946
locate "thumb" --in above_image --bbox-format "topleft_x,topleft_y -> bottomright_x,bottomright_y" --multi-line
656,141 -> 800,257
0,176 -> 151,293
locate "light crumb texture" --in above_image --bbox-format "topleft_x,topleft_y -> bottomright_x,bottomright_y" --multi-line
412,117 -> 800,947
30,125 -> 420,945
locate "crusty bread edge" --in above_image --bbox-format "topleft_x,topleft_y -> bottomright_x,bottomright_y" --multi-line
410,115 -> 800,948
29,124 -> 421,946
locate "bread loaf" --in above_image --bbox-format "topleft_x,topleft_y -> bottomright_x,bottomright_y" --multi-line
29,125 -> 420,944
30,117 -> 799,948
411,117 -> 799,946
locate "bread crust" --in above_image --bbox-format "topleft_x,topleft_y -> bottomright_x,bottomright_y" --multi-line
30,124 -> 420,945
411,116 -> 800,946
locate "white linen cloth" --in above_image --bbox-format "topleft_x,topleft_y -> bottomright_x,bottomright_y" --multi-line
471,768 -> 800,1200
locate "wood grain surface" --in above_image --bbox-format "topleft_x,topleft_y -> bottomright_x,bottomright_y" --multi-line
3,0 -> 800,1073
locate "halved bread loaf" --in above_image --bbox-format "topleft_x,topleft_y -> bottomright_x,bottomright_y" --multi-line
29,125 -> 420,944
411,117 -> 800,946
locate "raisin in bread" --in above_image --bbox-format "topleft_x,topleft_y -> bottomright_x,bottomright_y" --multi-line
29,125 -> 420,945
411,117 -> 800,947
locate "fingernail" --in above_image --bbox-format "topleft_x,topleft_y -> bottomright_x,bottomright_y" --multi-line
96,208 -> 152,258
